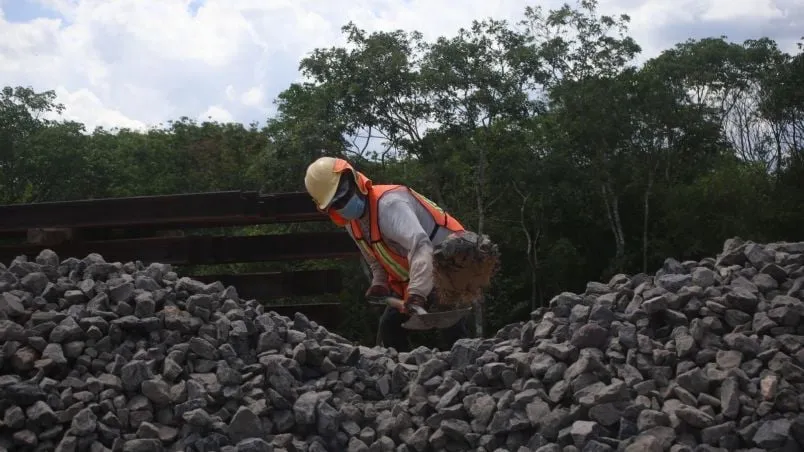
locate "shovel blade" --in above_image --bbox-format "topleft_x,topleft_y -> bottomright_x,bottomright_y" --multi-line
367,295 -> 472,331
402,308 -> 473,330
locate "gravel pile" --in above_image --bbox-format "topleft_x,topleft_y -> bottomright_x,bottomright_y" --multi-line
1,237 -> 804,452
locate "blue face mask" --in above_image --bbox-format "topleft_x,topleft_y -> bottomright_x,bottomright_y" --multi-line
335,193 -> 366,220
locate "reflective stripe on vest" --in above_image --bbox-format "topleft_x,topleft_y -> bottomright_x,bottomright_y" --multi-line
410,189 -> 450,229
355,237 -> 410,281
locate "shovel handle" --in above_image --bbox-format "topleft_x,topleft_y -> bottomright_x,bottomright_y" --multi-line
366,295 -> 428,315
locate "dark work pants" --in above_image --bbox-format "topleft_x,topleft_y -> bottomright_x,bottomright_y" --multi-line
378,293 -> 471,352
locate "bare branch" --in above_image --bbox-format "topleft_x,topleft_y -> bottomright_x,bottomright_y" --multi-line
486,190 -> 506,209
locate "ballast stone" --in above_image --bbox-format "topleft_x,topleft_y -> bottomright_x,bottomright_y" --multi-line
0,237 -> 804,451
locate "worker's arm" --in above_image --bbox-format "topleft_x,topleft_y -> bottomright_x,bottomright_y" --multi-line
378,196 -> 434,300
346,225 -> 389,289
362,246 -> 390,288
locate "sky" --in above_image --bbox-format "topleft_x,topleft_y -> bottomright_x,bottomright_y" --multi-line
1,0 -> 801,132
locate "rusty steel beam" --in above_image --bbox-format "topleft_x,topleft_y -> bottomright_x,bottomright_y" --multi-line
0,191 -> 326,233
188,269 -> 343,299
257,192 -> 324,223
0,231 -> 360,266
263,303 -> 342,329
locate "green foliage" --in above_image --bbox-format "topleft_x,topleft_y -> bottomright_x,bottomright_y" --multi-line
1,0 -> 802,341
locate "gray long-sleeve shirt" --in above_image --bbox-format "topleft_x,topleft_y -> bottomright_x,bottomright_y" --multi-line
346,187 -> 454,298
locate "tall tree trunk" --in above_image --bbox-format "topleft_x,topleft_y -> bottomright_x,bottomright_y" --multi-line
475,186 -> 485,236
474,153 -> 486,236
601,182 -> 625,271
431,175 -> 447,208
473,149 -> 487,338
532,211 -> 543,306
774,130 -> 784,176
514,183 -> 540,311
642,173 -> 654,273
528,221 -> 541,311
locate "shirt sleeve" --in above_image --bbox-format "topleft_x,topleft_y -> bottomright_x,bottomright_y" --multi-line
346,225 -> 389,288
364,248 -> 390,287
377,195 -> 434,299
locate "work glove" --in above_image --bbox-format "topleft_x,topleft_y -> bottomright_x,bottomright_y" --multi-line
404,294 -> 427,313
365,284 -> 390,298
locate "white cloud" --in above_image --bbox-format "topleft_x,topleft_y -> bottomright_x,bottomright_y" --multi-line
199,105 -> 235,123
0,0 -> 800,131
240,85 -> 264,107
225,84 -> 236,102
700,0 -> 784,22
50,86 -> 148,131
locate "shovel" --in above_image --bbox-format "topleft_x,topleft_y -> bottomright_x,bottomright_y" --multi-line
367,295 -> 472,330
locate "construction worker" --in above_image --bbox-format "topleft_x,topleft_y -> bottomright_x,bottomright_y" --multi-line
304,156 -> 470,352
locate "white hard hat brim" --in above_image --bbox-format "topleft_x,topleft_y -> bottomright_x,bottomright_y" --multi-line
305,157 -> 345,210
315,174 -> 341,210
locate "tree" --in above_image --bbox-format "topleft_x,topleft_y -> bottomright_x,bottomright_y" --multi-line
298,23 -> 432,162
420,18 -> 541,234
648,37 -> 793,171
522,0 -> 642,272
0,86 -> 101,203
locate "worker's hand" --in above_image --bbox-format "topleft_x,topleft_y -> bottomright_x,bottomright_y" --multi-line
404,294 -> 427,313
365,284 -> 390,298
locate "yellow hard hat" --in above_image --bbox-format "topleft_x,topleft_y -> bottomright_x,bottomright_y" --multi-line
304,157 -> 344,210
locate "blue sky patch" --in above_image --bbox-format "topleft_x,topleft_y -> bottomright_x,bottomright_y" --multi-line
1,0 -> 62,23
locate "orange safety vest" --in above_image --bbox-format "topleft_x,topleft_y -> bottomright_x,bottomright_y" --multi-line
321,160 -> 464,298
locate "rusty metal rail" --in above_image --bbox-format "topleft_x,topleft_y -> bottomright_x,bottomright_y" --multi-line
0,190 -> 324,232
